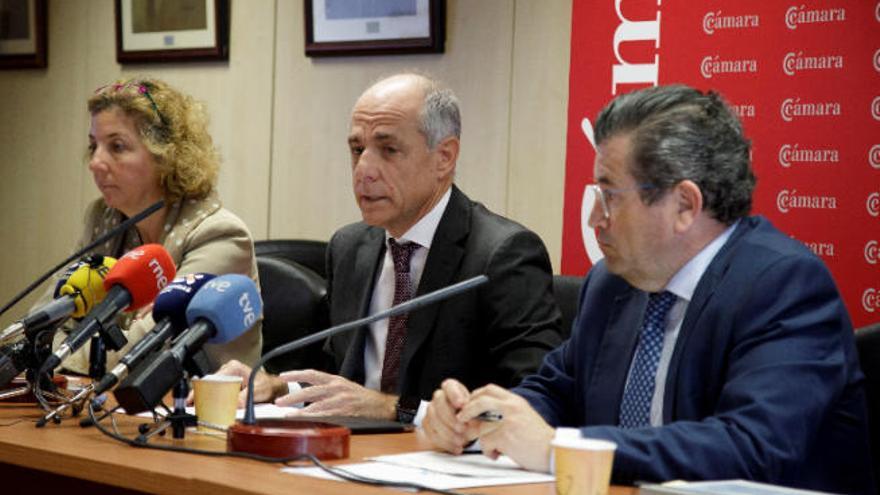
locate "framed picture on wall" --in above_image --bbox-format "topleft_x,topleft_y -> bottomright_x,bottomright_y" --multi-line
305,0 -> 445,57
115,0 -> 229,63
0,0 -> 47,69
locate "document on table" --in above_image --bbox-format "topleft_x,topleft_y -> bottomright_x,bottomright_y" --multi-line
282,450 -> 554,490
132,403 -> 295,419
638,479 -> 834,495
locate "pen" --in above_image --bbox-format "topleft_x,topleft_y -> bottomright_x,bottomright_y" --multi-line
475,410 -> 503,422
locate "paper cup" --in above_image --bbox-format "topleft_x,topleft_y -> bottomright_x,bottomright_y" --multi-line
552,433 -> 617,495
192,374 -> 242,431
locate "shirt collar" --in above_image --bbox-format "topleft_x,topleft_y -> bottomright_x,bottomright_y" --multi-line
665,220 -> 739,302
385,187 -> 452,249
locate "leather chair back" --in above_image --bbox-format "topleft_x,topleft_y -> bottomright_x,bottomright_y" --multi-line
553,275 -> 584,339
257,256 -> 329,374
255,239 -> 328,279
856,322 -> 880,483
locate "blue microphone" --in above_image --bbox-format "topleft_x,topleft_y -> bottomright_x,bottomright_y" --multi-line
93,273 -> 216,395
113,274 -> 262,415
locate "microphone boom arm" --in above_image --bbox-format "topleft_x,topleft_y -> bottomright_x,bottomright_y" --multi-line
242,274 -> 488,425
0,200 -> 164,319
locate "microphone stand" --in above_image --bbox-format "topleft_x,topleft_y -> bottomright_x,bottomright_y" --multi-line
132,348 -> 210,441
35,321 -> 128,427
228,275 -> 489,459
136,373 -> 197,441
89,335 -> 107,379
36,383 -> 94,427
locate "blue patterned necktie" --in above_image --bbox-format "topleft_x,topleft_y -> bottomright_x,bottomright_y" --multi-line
618,291 -> 677,428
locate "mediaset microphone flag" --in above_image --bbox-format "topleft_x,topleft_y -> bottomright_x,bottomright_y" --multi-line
39,244 -> 176,375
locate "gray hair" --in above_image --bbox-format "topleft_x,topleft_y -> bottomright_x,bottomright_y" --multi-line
594,85 -> 755,224
418,82 -> 461,149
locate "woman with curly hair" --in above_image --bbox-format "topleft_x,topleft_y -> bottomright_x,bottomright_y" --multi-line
39,77 -> 262,375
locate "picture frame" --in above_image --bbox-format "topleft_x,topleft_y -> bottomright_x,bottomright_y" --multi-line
305,0 -> 445,57
0,0 -> 47,69
115,0 -> 229,64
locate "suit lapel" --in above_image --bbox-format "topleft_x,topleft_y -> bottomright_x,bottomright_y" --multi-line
661,219 -> 754,421
584,288 -> 647,425
338,227 -> 385,382
398,186 -> 469,391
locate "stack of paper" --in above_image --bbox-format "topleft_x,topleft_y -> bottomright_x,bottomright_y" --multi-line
638,480 -> 835,495
283,450 -> 555,490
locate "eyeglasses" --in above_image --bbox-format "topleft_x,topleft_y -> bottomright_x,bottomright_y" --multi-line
586,183 -> 656,220
94,81 -> 168,126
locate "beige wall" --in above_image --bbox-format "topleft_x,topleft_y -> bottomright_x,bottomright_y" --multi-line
0,0 -> 571,327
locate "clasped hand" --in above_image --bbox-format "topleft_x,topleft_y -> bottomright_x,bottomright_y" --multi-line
422,378 -> 555,472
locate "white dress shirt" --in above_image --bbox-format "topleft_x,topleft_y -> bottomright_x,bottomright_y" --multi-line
366,188 -> 452,424
632,221 -> 738,426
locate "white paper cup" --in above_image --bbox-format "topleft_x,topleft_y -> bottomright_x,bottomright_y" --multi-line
192,374 -> 242,431
551,434 -> 617,495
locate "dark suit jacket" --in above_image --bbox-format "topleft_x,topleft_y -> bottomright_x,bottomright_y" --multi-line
515,216 -> 874,494
324,186 -> 563,401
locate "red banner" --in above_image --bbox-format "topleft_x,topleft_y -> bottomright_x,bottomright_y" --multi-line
562,0 -> 880,326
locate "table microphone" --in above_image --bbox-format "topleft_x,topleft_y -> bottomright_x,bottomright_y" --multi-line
240,274 -> 489,425
0,256 -> 118,388
39,244 -> 176,375
0,255 -> 117,347
113,274 -> 261,415
92,273 -> 215,396
227,275 -> 487,460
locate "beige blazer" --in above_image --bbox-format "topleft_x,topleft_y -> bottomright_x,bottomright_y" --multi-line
38,193 -> 262,375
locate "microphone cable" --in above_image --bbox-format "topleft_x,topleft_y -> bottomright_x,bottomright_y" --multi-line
0,200 -> 164,319
86,400 -> 472,495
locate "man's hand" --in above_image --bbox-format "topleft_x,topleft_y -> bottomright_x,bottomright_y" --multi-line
457,384 -> 555,473
276,369 -> 397,419
204,359 -> 288,407
422,379 -> 481,454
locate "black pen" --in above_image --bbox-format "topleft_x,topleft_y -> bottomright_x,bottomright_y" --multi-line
475,410 -> 503,422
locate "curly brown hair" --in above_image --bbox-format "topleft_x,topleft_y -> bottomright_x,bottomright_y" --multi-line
88,77 -> 219,202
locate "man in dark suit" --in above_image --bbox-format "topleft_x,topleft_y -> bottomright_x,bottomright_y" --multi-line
218,73 -> 562,423
423,85 -> 874,494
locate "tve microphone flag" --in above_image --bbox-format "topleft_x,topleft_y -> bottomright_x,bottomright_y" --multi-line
114,274 -> 261,414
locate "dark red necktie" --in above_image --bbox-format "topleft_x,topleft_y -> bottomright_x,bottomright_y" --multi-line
380,238 -> 419,393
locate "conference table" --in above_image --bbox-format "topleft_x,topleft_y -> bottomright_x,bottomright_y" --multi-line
0,392 -> 636,495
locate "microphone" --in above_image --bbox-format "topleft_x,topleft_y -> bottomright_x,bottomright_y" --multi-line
113,274 -> 261,415
0,200 -> 164,320
93,273 -> 215,395
240,275 -> 489,425
0,255 -> 117,347
0,256 -> 117,389
39,244 -> 176,375
0,338 -> 34,390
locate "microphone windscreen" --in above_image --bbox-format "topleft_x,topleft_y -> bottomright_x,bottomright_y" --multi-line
152,273 -> 216,330
103,244 -> 176,311
185,274 -> 262,344
55,255 -> 117,318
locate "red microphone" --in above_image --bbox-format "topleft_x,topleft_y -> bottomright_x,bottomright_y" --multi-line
102,244 -> 175,310
40,244 -> 176,373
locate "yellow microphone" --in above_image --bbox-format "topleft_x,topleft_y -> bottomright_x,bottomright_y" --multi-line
57,255 -> 117,319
